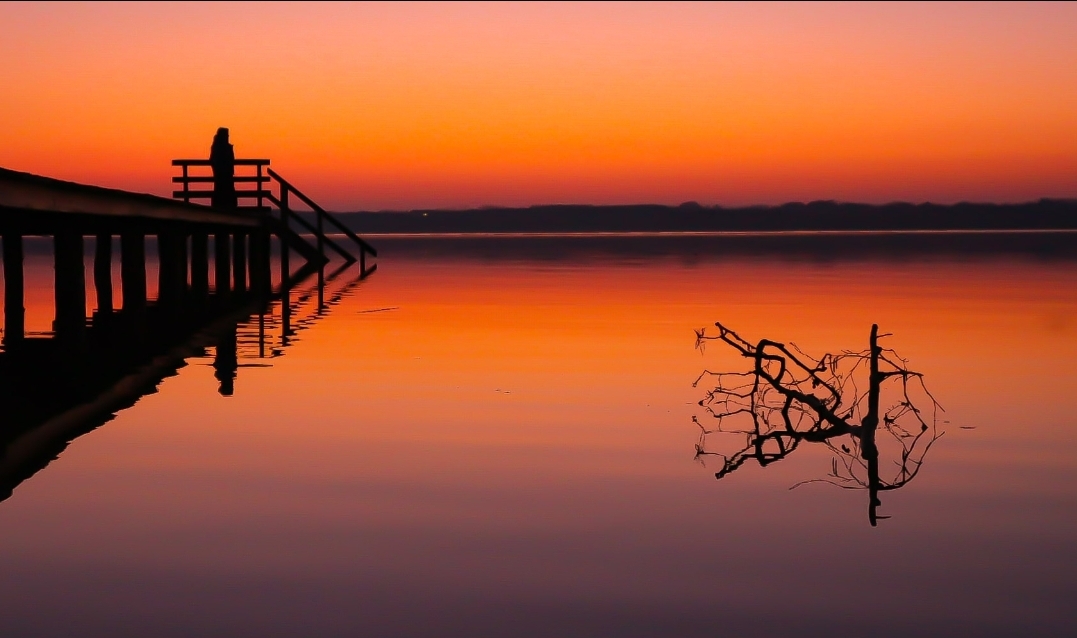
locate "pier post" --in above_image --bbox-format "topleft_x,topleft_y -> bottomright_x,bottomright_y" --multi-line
279,188 -> 290,285
260,230 -> 272,293
249,230 -> 271,295
157,232 -> 189,306
317,264 -> 325,313
120,233 -> 147,311
158,234 -> 177,304
233,233 -> 247,294
94,234 -> 113,314
248,230 -> 263,293
53,233 -> 86,343
214,232 -> 230,295
178,232 -> 189,294
191,232 -> 209,299
3,234 -> 25,346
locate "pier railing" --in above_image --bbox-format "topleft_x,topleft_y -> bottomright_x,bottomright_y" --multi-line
171,159 -> 271,210
171,158 -> 376,271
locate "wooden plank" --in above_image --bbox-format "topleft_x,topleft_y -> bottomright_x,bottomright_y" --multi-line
172,176 -> 268,184
172,189 -> 273,199
172,159 -> 270,166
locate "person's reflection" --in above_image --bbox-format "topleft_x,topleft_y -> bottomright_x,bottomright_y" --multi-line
213,325 -> 238,396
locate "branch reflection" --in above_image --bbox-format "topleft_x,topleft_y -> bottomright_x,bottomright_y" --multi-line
693,323 -> 943,526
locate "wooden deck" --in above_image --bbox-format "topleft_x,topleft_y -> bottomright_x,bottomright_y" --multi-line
0,166 -> 262,233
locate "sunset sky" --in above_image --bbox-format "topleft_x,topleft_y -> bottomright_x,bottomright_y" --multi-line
2,1 -> 1076,210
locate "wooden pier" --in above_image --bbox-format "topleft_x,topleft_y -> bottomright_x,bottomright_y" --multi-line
0,158 -> 375,347
0,157 -> 377,501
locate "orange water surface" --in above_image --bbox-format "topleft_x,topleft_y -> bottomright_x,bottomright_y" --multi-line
0,234 -> 1074,636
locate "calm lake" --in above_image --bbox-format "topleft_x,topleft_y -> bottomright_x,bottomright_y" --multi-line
1,233 -> 1075,637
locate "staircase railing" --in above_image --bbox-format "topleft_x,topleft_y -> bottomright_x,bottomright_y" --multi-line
171,158 -> 376,273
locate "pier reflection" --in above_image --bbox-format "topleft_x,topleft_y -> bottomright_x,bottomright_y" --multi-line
0,242 -> 367,503
693,322 -> 943,525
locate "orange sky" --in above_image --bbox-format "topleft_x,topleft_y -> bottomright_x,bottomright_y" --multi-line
1,1 -> 1076,210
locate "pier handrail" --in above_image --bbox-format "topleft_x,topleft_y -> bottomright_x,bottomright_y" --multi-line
171,159 -> 271,166
171,157 -> 376,271
264,191 -> 355,262
265,168 -> 377,257
171,158 -> 271,209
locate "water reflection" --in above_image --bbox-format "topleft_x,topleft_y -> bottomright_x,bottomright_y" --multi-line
0,262 -> 364,503
0,235 -> 1074,635
694,322 -> 942,525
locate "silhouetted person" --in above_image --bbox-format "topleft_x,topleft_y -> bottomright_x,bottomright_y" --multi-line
210,127 -> 237,210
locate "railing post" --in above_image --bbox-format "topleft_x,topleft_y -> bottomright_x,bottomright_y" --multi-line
182,163 -> 190,204
257,163 -> 264,211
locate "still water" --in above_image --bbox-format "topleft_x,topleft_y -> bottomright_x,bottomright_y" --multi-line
1,233 -> 1075,637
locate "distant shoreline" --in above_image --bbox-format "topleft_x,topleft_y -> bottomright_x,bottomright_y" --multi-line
339,228 -> 1077,262
357,228 -> 1077,239
323,200 -> 1077,235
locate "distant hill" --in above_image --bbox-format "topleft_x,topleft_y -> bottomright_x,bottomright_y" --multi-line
323,200 -> 1077,234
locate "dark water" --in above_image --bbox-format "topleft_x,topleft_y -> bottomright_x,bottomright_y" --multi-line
1,233 -> 1075,637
